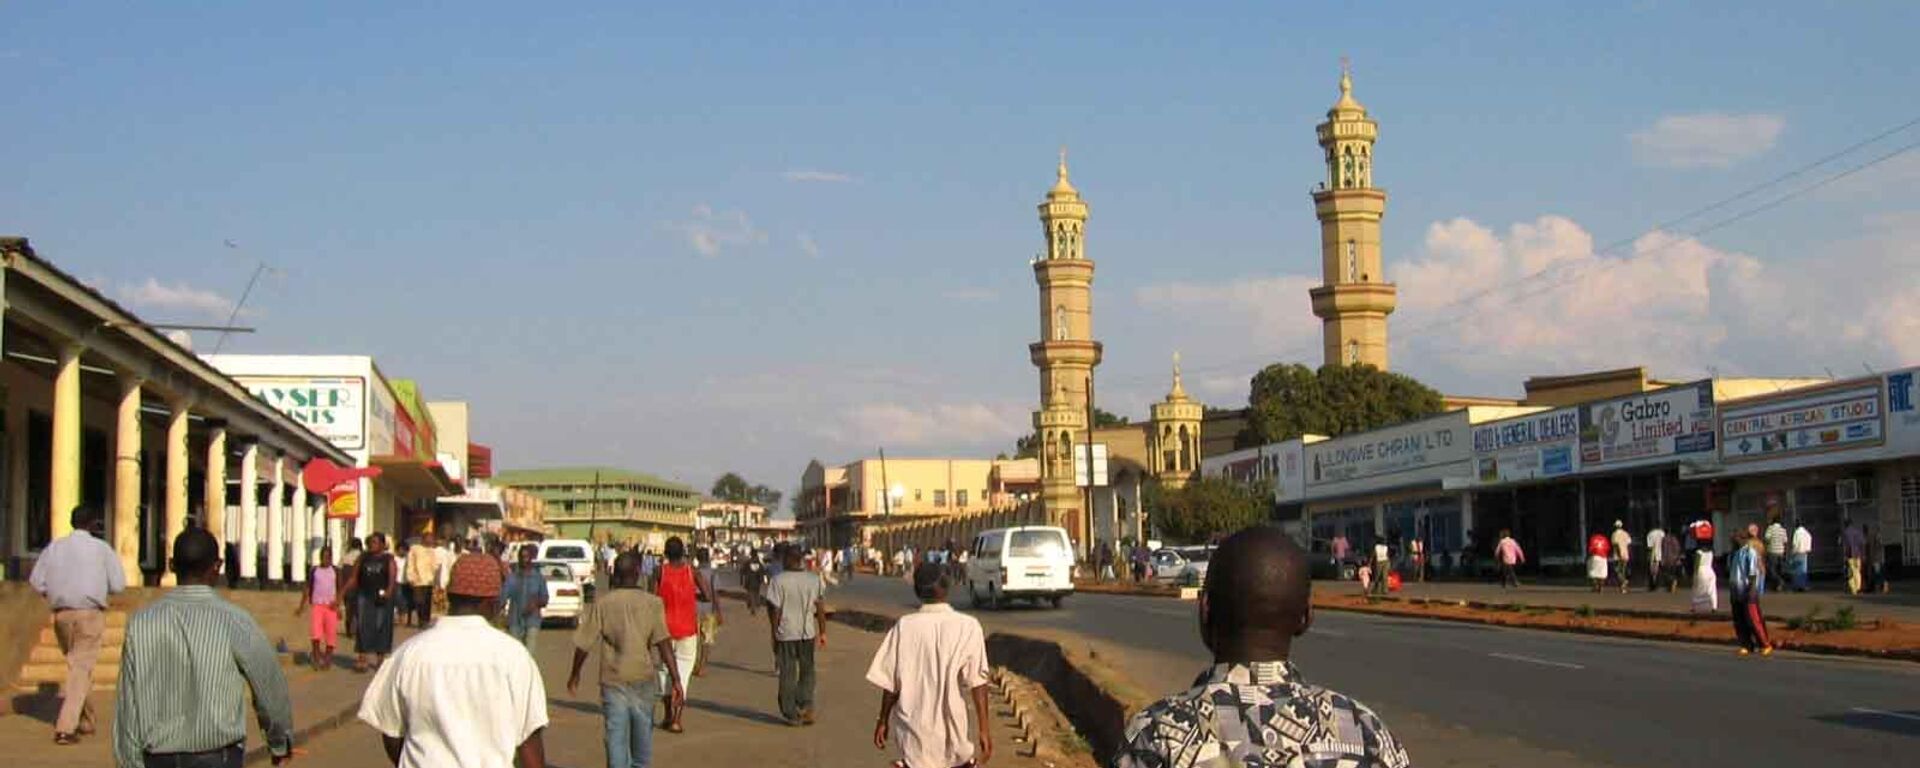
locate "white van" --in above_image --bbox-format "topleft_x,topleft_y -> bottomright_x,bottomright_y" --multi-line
965,526 -> 1075,609
507,539 -> 596,594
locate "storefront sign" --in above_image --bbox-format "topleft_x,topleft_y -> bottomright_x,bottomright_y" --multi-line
1473,408 -> 1579,483
1308,417 -> 1470,487
1721,384 -> 1883,462
367,379 -> 398,455
1579,381 -> 1716,469
326,483 -> 360,519
238,376 -> 366,450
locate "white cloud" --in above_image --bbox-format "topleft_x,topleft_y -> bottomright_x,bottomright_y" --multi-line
941,287 -> 998,302
1134,274 -> 1321,357
816,401 -> 1030,448
663,205 -> 766,257
115,278 -> 237,319
797,233 -> 821,258
1630,113 -> 1785,168
781,169 -> 856,183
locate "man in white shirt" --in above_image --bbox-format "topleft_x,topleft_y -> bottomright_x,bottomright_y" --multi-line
1763,520 -> 1790,593
869,562 -> 993,768
1644,526 -> 1667,592
1790,523 -> 1814,592
359,554 -> 548,768
1609,522 -> 1633,594
29,506 -> 126,745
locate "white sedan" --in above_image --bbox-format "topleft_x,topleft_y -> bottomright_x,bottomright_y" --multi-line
1151,546 -> 1215,585
536,561 -> 585,626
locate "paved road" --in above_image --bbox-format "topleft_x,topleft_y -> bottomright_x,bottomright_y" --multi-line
823,572 -> 1920,767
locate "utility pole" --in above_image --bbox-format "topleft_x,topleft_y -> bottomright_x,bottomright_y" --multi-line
1084,373 -> 1097,559
587,469 -> 601,543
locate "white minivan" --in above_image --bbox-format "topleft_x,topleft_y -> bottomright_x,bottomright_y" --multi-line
965,526 -> 1075,610
508,539 -> 597,597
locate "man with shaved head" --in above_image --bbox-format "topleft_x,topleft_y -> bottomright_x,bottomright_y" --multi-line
1114,526 -> 1410,768
569,551 -> 682,768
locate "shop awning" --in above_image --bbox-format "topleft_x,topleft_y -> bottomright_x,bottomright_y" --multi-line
371,454 -> 462,500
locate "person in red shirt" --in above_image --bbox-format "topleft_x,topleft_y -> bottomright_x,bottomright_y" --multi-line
652,537 -> 709,733
1587,532 -> 1612,593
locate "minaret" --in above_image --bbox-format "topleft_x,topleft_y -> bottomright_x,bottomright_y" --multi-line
1149,352 -> 1204,489
1308,60 -> 1397,369
1030,150 -> 1101,538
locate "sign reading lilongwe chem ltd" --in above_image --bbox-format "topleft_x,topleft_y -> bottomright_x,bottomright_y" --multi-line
1721,384 -> 1883,463
1579,381 -> 1716,469
1473,407 -> 1579,483
1307,414 -> 1470,487
239,376 -> 366,450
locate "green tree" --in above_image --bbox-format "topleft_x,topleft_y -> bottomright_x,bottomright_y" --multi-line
1246,363 -> 1444,443
710,472 -> 752,502
1011,408 -> 1131,458
1144,477 -> 1268,544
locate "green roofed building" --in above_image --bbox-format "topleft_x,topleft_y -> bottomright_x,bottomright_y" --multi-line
491,466 -> 698,548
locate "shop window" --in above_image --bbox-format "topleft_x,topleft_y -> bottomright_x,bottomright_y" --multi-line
956,489 -> 968,507
934,490 -> 947,507
914,489 -> 923,502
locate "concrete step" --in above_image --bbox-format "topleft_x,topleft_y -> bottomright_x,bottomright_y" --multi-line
35,625 -> 127,648
14,660 -> 119,690
29,643 -> 121,665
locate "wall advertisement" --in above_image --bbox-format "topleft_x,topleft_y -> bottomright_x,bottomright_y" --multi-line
237,376 -> 366,451
1885,368 -> 1920,454
1473,407 -> 1579,483
1579,381 -> 1717,469
1721,384 -> 1883,463
1308,414 -> 1471,488
367,377 -> 399,456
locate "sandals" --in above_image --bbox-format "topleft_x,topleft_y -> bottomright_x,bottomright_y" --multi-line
53,733 -> 79,746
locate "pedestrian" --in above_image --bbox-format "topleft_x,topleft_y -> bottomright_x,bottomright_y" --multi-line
433,538 -> 460,617
1842,520 -> 1866,595
341,537 -> 364,635
1762,518 -> 1789,593
693,548 -> 723,678
1115,526 -> 1410,767
765,546 -> 827,726
1369,539 -> 1390,596
1865,524 -> 1888,594
1410,535 -> 1426,583
1726,529 -> 1774,656
1330,533 -> 1350,577
28,505 -> 125,745
1609,521 -> 1632,594
1659,528 -> 1681,593
868,561 -> 993,768
1789,522 -> 1813,592
1689,546 -> 1719,614
741,548 -> 767,616
345,531 -> 398,673
568,552 -> 683,768
296,546 -> 342,671
359,554 -> 550,768
503,543 -> 549,651
404,533 -> 441,628
114,526 -> 294,766
1645,525 -> 1667,592
1687,517 -> 1715,554
651,537 -> 703,733
1494,529 -> 1524,589
1097,540 -> 1115,581
1586,530 -> 1612,593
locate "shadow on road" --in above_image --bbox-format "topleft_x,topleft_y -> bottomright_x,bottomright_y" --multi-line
551,699 -> 603,717
686,699 -> 790,726
1812,709 -> 1920,738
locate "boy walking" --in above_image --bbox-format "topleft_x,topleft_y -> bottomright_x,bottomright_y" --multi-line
868,562 -> 993,768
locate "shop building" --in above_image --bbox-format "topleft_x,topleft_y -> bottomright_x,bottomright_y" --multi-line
491,466 -> 697,549
798,456 -> 1028,549
1,238 -> 351,586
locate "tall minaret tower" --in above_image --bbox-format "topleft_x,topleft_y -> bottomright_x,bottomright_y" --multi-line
1030,150 -> 1101,538
1308,61 -> 1397,369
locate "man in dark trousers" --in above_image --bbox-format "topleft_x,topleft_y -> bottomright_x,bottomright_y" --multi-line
765,547 -> 827,726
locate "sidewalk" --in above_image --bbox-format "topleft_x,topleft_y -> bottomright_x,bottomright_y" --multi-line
1360,578 -> 1920,623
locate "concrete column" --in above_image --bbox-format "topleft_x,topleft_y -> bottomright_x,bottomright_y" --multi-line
161,401 -> 191,586
238,441 -> 259,581
266,451 -> 285,584
1459,491 -> 1475,545
290,472 -> 308,583
203,423 -> 227,547
49,343 -> 83,539
112,375 -> 143,586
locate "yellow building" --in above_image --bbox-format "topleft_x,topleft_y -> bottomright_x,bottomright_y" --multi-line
1308,64 -> 1397,370
799,456 -> 1035,548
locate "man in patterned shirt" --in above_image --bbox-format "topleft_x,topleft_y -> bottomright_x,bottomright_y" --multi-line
1114,526 -> 1410,768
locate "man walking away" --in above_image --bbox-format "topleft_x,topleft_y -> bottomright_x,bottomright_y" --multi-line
403,534 -> 440,628
1369,539 -> 1390,596
503,544 -> 549,651
1726,529 -> 1773,657
766,546 -> 827,726
1659,528 -> 1682,593
1609,521 -> 1632,594
1789,522 -> 1813,592
1842,521 -> 1867,595
1115,526 -> 1410,768
1645,525 -> 1667,592
1763,519 -> 1789,593
651,537 -> 702,733
1866,524 -> 1888,594
1586,531 -> 1612,593
31,505 -> 126,746
570,552 -> 682,768
1494,530 -> 1524,589
868,562 -> 993,768
114,527 -> 293,767
741,548 -> 767,616
693,549 -> 723,678
359,554 -> 549,768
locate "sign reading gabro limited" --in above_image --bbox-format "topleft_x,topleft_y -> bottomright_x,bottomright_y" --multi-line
1579,381 -> 1715,469
239,376 -> 367,451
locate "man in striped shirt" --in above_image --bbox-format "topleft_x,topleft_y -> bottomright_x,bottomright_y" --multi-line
113,527 -> 294,767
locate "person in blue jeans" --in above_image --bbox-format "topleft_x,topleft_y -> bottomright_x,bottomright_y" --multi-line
503,545 -> 549,651
569,552 -> 683,768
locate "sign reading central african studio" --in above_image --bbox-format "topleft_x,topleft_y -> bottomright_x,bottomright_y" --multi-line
1579,381 -> 1716,468
1720,384 -> 1883,462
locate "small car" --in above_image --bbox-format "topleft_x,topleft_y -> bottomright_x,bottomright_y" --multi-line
536,561 -> 585,626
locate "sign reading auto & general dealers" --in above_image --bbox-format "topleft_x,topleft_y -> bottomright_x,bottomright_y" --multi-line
1720,383 -> 1882,462
1474,407 -> 1579,483
1579,381 -> 1716,469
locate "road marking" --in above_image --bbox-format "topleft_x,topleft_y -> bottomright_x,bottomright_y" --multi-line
1850,707 -> 1920,723
1488,652 -> 1585,670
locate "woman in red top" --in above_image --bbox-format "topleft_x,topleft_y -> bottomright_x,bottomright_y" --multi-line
1587,532 -> 1612,593
653,536 -> 707,733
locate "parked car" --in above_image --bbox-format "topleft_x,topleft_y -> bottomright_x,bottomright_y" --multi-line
535,561 -> 585,626
1151,546 -> 1216,585
965,526 -> 1075,610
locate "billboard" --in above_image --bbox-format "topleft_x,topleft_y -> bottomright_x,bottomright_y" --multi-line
1579,381 -> 1716,469
1473,407 -> 1580,483
1307,413 -> 1471,488
1721,383 -> 1883,463
237,376 -> 367,451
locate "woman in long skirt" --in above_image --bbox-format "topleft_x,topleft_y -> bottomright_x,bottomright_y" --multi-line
346,532 -> 398,672
1690,548 -> 1719,613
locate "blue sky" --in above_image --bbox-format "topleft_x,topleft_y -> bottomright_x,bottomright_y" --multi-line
5,2 -> 1917,499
